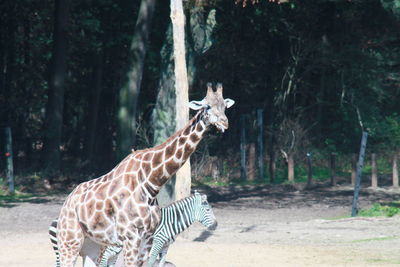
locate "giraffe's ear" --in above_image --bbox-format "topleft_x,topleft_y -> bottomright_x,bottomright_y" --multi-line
188,99 -> 207,110
224,98 -> 235,109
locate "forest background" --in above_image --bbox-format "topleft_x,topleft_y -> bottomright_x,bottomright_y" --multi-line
1,0 -> 400,193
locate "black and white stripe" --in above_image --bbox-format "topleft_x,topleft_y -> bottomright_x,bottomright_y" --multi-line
147,191 -> 217,267
48,219 -> 61,267
48,191 -> 216,267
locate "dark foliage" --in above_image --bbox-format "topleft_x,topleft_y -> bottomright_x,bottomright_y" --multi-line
0,0 -> 399,186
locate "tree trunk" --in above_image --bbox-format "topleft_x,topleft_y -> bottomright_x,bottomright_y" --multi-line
41,0 -> 69,175
393,153 -> 399,188
267,107 -> 276,183
371,153 -> 378,188
187,5 -> 216,85
269,158 -> 276,183
84,52 -> 104,165
155,5 -> 216,206
117,0 -> 156,159
240,114 -> 247,181
153,24 -> 178,206
152,24 -> 176,147
248,143 -> 256,181
0,3 -> 16,133
306,153 -> 313,188
287,153 -> 294,182
257,109 -> 264,180
171,0 -> 191,202
4,127 -> 14,193
330,153 -> 336,186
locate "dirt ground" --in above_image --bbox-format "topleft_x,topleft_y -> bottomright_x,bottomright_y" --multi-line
1,182 -> 400,267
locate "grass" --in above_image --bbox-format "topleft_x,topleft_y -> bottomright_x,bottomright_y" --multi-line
358,202 -> 400,217
197,176 -> 269,187
351,236 -> 398,243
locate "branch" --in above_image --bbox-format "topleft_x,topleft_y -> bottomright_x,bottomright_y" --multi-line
289,130 -> 295,151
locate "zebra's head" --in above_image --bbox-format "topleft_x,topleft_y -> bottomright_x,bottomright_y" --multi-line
194,191 -> 217,230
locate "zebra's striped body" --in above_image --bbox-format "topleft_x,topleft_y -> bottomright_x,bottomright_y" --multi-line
48,191 -> 216,267
148,191 -> 217,267
49,219 -> 111,267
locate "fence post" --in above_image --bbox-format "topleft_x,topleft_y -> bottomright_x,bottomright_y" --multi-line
256,109 -> 264,180
4,127 -> 15,194
351,154 -> 357,185
306,152 -> 313,188
240,114 -> 247,181
371,153 -> 378,188
248,143 -> 256,181
330,153 -> 336,186
393,153 -> 399,188
351,131 -> 368,217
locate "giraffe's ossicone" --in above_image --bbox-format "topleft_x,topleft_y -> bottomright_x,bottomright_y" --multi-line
56,83 -> 234,267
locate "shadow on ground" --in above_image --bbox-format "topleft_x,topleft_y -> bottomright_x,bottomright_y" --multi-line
194,178 -> 400,210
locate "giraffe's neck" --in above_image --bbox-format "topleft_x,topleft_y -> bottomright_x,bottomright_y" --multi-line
146,109 -> 208,189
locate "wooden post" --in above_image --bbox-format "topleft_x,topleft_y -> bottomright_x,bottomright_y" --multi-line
287,153 -> 294,182
306,152 -> 313,188
240,114 -> 247,181
256,109 -> 264,180
371,153 -> 378,188
248,143 -> 256,181
393,153 -> 399,188
170,0 -> 191,201
351,132 -> 368,217
269,159 -> 276,183
4,127 -> 14,194
351,153 -> 357,185
330,153 -> 336,186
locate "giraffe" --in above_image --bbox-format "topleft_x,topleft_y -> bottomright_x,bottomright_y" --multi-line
56,83 -> 235,267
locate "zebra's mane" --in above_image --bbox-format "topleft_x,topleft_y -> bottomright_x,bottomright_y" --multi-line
163,192 -> 201,210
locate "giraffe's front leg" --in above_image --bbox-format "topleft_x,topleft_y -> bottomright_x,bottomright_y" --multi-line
57,217 -> 84,267
122,236 -> 143,267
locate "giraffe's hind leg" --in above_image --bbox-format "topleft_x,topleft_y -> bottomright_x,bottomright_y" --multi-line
58,238 -> 83,267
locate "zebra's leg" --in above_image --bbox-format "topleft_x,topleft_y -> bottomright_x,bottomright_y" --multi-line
98,245 -> 122,267
158,245 -> 170,267
147,239 -> 163,267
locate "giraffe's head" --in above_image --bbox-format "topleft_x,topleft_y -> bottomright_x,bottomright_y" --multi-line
188,83 -> 235,133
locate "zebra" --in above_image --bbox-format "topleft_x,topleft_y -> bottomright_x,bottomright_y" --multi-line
147,191 -> 217,267
48,219 -> 112,267
48,220 -> 60,267
49,191 -> 217,267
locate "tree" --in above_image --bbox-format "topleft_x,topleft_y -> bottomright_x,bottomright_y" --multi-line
171,0 -> 191,202
116,0 -> 156,159
155,1 -> 217,205
41,0 -> 69,175
275,117 -> 309,182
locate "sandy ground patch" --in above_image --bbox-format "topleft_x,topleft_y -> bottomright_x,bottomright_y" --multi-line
1,184 -> 400,266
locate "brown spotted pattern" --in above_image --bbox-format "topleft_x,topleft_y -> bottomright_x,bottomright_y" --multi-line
56,85 -> 233,267
56,110 -> 209,267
